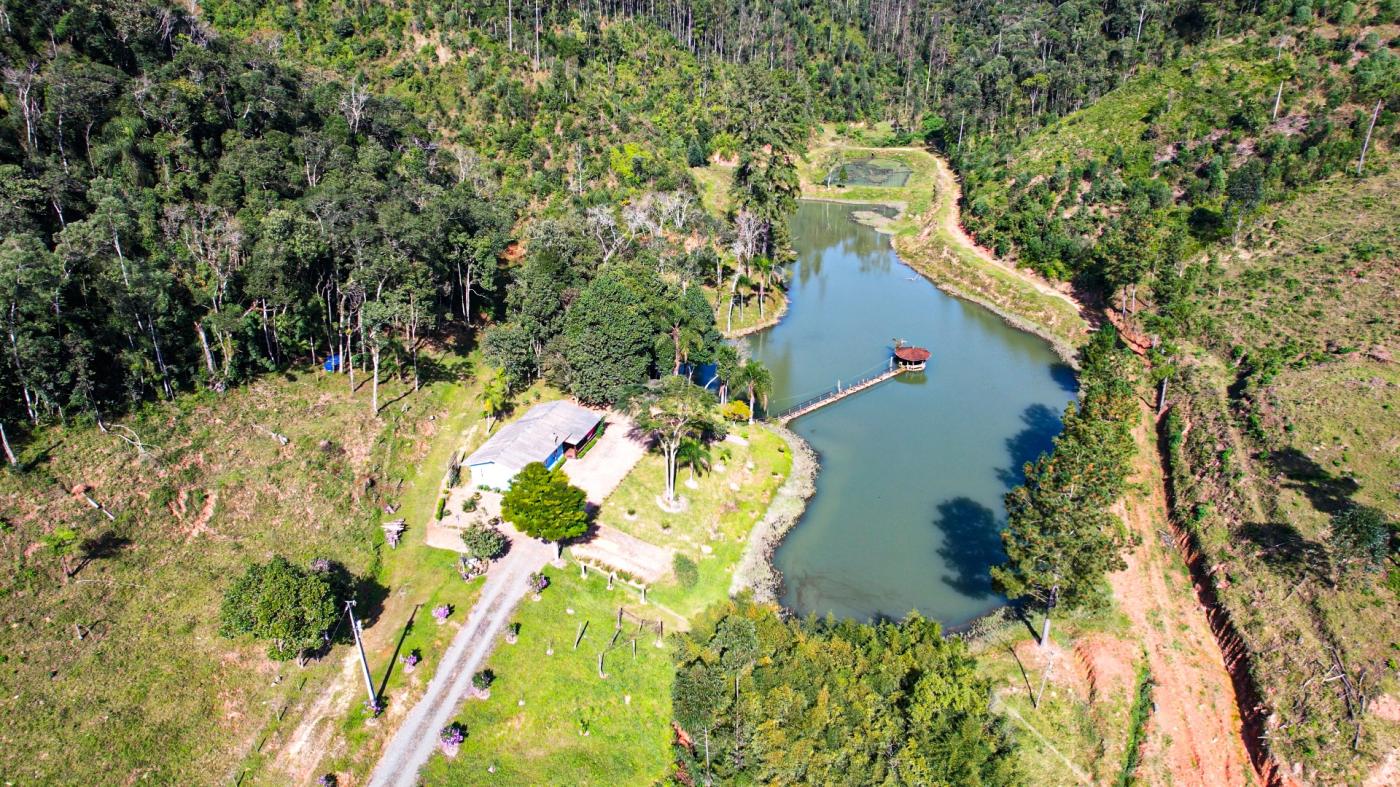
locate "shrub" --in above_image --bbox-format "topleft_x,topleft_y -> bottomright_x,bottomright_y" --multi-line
432,604 -> 452,622
500,462 -> 589,543
220,556 -> 338,663
472,669 -> 494,690
720,400 -> 751,422
527,572 -> 549,594
460,526 -> 508,561
673,553 -> 699,589
1330,505 -> 1392,571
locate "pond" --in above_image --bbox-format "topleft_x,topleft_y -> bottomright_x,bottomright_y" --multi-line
744,200 -> 1077,626
823,156 -> 913,187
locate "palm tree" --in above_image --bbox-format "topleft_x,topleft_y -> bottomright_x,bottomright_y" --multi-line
735,359 -> 772,424
481,368 -> 510,433
753,256 -> 781,319
677,437 -> 712,486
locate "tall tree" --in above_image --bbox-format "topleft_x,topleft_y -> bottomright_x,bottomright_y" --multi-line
500,462 -> 589,547
626,375 -> 718,506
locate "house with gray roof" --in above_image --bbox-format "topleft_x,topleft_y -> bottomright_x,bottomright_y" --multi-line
464,400 -> 602,490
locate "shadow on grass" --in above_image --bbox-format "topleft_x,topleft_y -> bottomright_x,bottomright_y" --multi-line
1238,521 -> 1331,585
378,603 -> 422,698
1267,446 -> 1359,515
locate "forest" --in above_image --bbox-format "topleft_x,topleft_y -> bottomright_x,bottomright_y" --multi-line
2,0 -> 1397,784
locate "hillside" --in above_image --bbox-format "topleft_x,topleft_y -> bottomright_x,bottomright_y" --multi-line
1155,168 -> 1400,783
2,1 -> 1397,785
946,7 -> 1400,782
0,366 -> 477,782
959,14 -> 1397,290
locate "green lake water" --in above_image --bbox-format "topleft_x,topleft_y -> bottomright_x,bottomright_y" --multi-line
745,201 -> 1077,626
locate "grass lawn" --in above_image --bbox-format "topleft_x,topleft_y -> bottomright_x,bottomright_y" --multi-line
288,378 -> 578,782
0,345 -> 524,785
968,607 -> 1143,785
703,284 -> 789,338
690,161 -> 735,216
419,567 -> 675,785
423,423 -> 791,783
0,365 -> 448,783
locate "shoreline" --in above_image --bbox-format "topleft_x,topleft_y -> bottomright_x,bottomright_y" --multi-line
893,240 -> 1083,368
730,422 -> 818,603
729,193 -> 1081,609
720,294 -> 789,339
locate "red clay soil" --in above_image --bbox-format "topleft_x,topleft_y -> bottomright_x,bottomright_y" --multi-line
1112,401 -> 1280,787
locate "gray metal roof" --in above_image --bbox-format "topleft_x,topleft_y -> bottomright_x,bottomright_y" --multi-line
464,400 -> 602,472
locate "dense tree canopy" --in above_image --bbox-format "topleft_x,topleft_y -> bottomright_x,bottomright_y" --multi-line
219,556 -> 339,663
0,0 -> 514,436
992,327 -> 1138,642
673,601 -> 1017,785
500,461 -> 589,543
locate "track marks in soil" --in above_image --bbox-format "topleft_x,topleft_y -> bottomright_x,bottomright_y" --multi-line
1110,403 -> 1258,786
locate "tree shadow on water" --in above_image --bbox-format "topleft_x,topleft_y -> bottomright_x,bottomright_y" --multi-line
997,403 -> 1063,487
933,497 -> 1006,600
1049,363 -> 1079,396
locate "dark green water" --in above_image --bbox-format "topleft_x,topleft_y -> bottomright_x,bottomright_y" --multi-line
745,201 -> 1077,626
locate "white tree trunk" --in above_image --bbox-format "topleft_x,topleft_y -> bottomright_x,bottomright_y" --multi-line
0,421 -> 17,466
195,322 -> 217,377
1358,99 -> 1382,176
370,343 -> 380,416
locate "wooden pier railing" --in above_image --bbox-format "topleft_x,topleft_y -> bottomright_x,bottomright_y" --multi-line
771,365 -> 906,424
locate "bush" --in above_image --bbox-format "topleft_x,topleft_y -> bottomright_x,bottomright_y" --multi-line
1330,505 -> 1392,571
219,556 -> 338,663
500,462 -> 589,543
460,525 -> 508,560
721,400 -> 751,422
472,669 -> 494,690
673,553 -> 699,589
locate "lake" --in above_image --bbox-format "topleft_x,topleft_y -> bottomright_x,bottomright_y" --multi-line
744,200 -> 1077,626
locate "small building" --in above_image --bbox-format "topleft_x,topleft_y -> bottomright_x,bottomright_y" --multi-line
463,400 -> 603,490
893,343 -> 931,371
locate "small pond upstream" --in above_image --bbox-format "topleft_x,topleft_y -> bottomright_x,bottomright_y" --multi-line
744,200 -> 1077,626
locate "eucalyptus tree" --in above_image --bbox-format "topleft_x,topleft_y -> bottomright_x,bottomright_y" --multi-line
626,375 -> 718,507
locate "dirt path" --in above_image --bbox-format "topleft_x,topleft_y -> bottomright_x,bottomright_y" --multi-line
923,154 -> 1083,312
1109,402 -> 1257,786
367,533 -> 554,787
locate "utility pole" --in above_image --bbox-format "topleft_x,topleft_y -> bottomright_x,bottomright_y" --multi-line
346,600 -> 377,709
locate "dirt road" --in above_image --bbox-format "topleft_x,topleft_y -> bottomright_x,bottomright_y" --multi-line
923,154 -> 1084,313
916,142 -> 1257,783
1109,403 -> 1258,786
367,532 -> 554,787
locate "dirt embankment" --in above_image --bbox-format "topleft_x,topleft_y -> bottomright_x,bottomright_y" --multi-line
914,147 -> 1272,785
892,154 -> 1090,364
1113,401 -> 1269,786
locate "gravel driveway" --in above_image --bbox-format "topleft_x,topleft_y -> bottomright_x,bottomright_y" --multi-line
368,531 -> 553,786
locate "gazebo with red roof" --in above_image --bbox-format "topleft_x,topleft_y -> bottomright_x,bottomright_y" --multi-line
892,342 -> 930,371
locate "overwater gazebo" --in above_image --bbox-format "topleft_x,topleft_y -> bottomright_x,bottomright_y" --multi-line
892,342 -> 930,371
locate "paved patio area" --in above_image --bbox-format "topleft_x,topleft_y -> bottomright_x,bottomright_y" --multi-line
571,524 -> 674,585
559,411 -> 649,505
